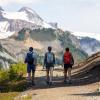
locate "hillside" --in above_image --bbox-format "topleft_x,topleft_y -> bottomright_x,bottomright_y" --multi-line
79,37 -> 100,55
0,44 -> 16,69
0,28 -> 87,64
71,32 -> 100,55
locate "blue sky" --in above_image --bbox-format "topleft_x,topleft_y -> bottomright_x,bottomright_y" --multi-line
0,0 -> 100,33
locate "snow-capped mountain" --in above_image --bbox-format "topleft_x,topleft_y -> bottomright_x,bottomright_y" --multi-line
79,37 -> 100,55
70,32 -> 100,55
0,6 -> 55,39
18,7 -> 44,24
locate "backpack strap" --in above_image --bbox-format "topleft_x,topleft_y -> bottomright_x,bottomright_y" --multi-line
44,52 -> 47,65
52,52 -> 55,64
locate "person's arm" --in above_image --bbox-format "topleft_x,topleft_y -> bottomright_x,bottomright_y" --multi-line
62,54 -> 64,67
53,53 -> 55,65
70,53 -> 74,66
24,54 -> 27,63
43,53 -> 47,67
62,54 -> 64,63
33,52 -> 37,66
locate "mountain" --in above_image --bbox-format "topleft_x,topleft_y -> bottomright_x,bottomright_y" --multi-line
79,37 -> 100,55
0,28 -> 88,65
18,7 -> 44,24
71,32 -> 100,55
71,32 -> 100,41
0,6 -> 54,39
0,7 -> 88,67
58,31 -> 88,62
0,43 -> 16,69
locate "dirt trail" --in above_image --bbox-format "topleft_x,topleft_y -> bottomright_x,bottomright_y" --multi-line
15,66 -> 100,100
15,52 -> 100,100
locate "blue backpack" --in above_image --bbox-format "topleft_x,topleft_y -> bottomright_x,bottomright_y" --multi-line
26,52 -> 34,64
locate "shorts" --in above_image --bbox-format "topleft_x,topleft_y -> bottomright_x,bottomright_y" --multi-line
27,64 -> 35,73
46,63 -> 54,70
64,63 -> 72,70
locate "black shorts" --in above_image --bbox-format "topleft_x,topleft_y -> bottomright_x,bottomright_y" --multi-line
27,64 -> 35,73
46,63 -> 54,70
64,63 -> 72,70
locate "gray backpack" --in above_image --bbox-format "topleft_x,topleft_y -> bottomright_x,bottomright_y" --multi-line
46,52 -> 54,63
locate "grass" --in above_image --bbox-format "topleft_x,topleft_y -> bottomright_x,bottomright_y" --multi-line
0,92 -> 19,100
0,92 -> 32,100
21,95 -> 32,100
0,62 -> 32,100
0,77 -> 29,100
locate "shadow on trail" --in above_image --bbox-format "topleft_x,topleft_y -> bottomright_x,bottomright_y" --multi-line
32,64 -> 100,90
0,64 -> 100,92
71,92 -> 100,96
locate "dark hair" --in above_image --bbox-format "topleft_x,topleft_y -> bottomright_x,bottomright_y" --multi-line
29,47 -> 33,51
65,47 -> 69,51
48,46 -> 52,51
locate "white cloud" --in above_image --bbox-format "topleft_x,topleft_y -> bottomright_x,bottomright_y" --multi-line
0,0 -> 41,5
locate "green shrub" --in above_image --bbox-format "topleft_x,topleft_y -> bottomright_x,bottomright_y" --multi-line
9,62 -> 26,80
0,70 -> 9,82
0,62 -> 27,82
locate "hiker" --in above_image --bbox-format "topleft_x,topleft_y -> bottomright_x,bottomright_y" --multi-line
44,46 -> 55,85
63,47 -> 74,83
25,47 -> 37,85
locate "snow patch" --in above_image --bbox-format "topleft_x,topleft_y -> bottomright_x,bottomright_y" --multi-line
43,22 -> 55,29
25,8 -> 35,14
0,21 -> 15,39
0,21 -> 9,32
2,11 -> 30,22
0,31 -> 15,39
2,11 -> 54,29
71,32 -> 100,41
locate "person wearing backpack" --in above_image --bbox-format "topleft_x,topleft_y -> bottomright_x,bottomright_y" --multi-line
25,47 -> 37,85
63,47 -> 74,83
44,46 -> 55,85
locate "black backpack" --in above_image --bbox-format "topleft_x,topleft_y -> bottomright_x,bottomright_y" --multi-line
26,52 -> 34,64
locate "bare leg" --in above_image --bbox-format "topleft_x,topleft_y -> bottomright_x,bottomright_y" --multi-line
27,73 -> 31,80
27,73 -> 31,83
50,67 -> 53,82
46,68 -> 49,82
32,71 -> 35,85
68,68 -> 72,81
64,68 -> 67,82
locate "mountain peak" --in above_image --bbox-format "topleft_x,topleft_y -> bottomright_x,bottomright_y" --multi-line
18,7 -> 36,14
18,6 -> 43,23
